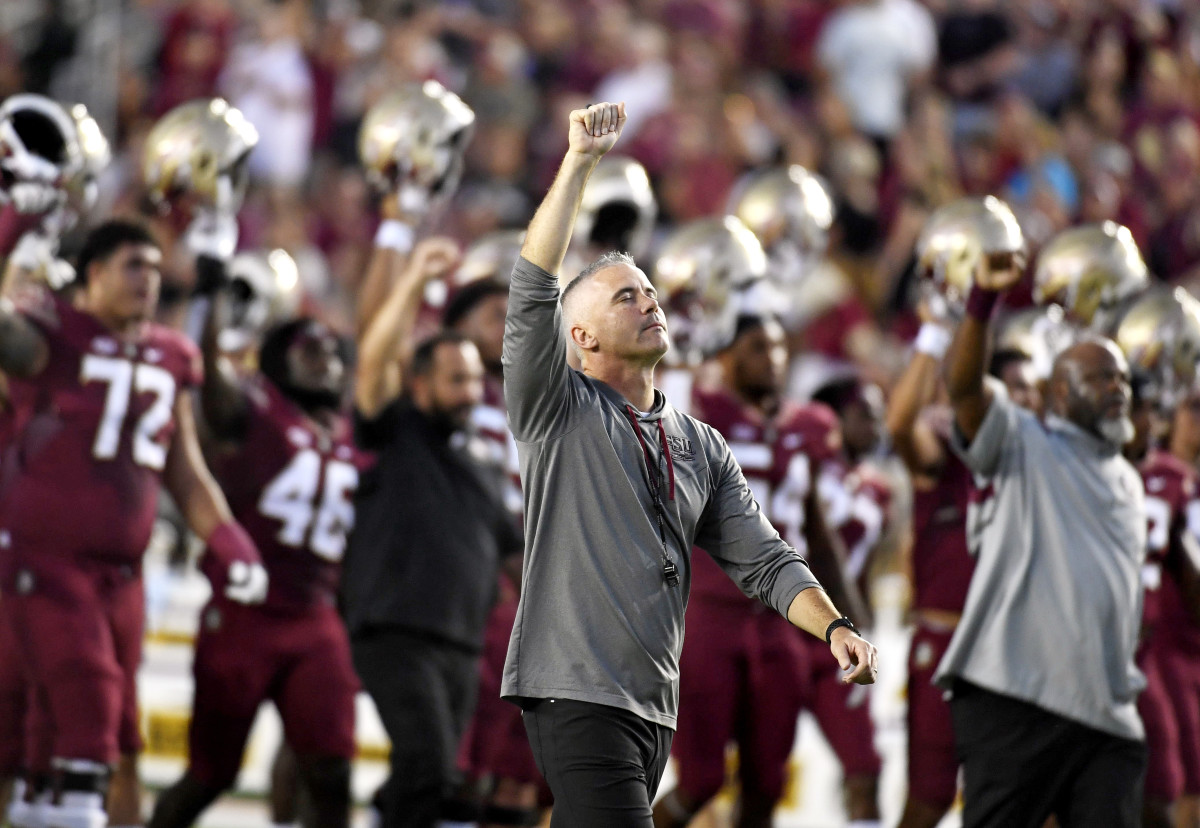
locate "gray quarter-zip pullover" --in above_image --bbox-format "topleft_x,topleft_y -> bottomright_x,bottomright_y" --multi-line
500,257 -> 822,727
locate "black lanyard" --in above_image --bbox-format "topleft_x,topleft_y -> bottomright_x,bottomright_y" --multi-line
624,405 -> 680,588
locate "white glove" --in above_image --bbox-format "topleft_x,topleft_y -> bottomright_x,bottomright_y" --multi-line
183,208 -> 239,262
8,231 -> 57,272
5,182 -> 64,215
223,559 -> 269,605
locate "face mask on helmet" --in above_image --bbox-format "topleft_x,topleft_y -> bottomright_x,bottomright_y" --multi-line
0,94 -> 83,195
576,156 -> 657,259
994,304 -> 1077,381
218,249 -> 301,354
63,104 -> 111,220
143,98 -> 259,217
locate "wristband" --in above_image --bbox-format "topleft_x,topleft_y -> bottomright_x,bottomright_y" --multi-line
374,219 -> 415,253
825,616 -> 858,644
913,322 -> 952,360
965,284 -> 1001,321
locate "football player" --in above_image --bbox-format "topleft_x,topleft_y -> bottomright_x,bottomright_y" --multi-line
147,307 -> 365,828
653,312 -> 869,828
0,213 -> 267,828
1110,286 -> 1200,828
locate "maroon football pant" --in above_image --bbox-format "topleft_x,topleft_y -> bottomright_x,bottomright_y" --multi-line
1155,639 -> 1200,795
1139,642 -> 1184,802
187,600 -> 358,789
906,623 -> 959,809
799,634 -> 882,778
0,557 -> 143,767
673,601 -> 809,802
458,593 -> 541,785
0,602 -> 25,775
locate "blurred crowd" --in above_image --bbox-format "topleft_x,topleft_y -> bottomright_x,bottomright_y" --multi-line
5,0 -> 1200,351
6,0 -> 1200,826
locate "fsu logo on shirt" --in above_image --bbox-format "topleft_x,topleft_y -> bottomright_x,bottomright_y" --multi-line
665,434 -> 695,463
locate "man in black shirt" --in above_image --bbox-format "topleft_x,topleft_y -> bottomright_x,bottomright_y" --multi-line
343,238 -> 522,828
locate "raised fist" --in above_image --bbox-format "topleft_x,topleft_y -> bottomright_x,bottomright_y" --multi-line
569,102 -> 626,158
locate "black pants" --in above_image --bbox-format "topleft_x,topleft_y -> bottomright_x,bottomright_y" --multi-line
522,698 -> 673,827
351,628 -> 479,828
951,681 -> 1146,828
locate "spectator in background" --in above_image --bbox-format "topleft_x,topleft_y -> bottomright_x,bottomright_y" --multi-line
152,0 -> 235,115
221,0 -> 314,197
816,0 -> 937,152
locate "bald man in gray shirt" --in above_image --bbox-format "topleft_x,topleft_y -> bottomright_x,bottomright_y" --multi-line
501,102 -> 878,826
937,260 -> 1148,828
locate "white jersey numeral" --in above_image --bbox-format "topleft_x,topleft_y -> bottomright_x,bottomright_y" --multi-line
258,448 -> 358,562
1144,494 -> 1172,555
80,355 -> 177,470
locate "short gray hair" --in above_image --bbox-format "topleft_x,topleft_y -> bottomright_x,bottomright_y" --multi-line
562,250 -> 637,305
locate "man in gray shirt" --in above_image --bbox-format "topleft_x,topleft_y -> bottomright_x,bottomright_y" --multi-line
937,260 -> 1147,827
500,102 -> 878,825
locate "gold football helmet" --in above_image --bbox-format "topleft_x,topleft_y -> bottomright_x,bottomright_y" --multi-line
359,80 -> 475,205
727,165 -> 834,258
575,155 -> 657,259
915,196 -> 1026,312
452,229 -> 524,288
1033,221 -> 1149,329
652,215 -> 768,360
994,304 -> 1076,380
143,98 -> 258,213
63,103 -> 110,218
218,248 -> 302,354
1111,284 -> 1200,403
0,93 -> 83,191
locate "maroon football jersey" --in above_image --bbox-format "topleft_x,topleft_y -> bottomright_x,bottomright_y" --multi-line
210,377 -> 370,611
824,458 -> 893,584
690,387 -> 841,604
910,438 -> 976,615
1139,450 -> 1196,638
0,290 -> 201,564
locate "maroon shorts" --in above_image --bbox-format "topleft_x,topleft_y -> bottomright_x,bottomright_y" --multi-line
800,634 -> 881,778
188,600 -> 358,789
0,602 -> 25,774
673,601 -> 809,802
458,594 -> 541,784
0,556 -> 143,766
1155,639 -> 1200,795
1139,643 -> 1184,802
906,623 -> 958,808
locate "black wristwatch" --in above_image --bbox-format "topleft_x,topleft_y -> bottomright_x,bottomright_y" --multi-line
825,616 -> 858,644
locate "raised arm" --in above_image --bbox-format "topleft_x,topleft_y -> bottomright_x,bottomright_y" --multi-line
521,103 -> 625,272
197,288 -> 251,442
163,391 -> 268,605
502,103 -> 624,439
887,310 -> 952,477
355,200 -> 420,339
944,259 -> 1022,443
355,236 -> 459,419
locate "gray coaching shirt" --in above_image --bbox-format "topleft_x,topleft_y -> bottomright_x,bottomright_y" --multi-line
935,388 -> 1147,740
500,257 -> 821,728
